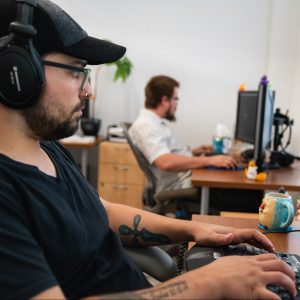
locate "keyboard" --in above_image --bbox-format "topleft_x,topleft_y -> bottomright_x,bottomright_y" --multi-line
186,244 -> 300,299
206,165 -> 245,171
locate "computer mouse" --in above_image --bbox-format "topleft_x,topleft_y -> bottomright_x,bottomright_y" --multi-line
186,244 -> 268,271
185,245 -> 225,270
240,148 -> 254,162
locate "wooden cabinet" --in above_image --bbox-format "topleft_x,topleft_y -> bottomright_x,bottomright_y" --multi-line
98,141 -> 145,209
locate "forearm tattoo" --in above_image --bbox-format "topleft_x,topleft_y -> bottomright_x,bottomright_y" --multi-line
102,281 -> 189,299
119,214 -> 171,246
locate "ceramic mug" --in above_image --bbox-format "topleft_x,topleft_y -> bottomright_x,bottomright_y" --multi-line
258,192 -> 294,232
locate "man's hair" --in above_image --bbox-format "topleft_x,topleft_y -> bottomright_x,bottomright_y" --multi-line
145,75 -> 179,109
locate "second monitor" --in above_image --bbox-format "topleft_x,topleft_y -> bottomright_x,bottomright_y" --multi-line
235,91 -> 258,145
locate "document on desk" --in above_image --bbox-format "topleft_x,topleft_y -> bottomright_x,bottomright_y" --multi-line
60,135 -> 96,144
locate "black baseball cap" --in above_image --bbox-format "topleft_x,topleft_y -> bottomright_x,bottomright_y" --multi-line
0,0 -> 126,65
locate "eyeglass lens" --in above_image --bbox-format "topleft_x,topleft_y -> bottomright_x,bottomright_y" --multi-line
80,69 -> 91,90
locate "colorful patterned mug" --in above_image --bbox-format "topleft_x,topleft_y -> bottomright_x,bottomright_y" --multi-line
258,192 -> 294,232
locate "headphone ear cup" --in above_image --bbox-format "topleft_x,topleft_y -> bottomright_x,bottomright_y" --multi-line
0,44 -> 44,109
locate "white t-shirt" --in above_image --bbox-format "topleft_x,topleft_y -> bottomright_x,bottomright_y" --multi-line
129,109 -> 192,192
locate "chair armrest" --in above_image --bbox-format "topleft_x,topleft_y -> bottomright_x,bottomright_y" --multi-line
155,187 -> 199,203
125,246 -> 177,282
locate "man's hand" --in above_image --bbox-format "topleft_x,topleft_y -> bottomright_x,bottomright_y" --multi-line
192,144 -> 214,156
207,154 -> 237,169
227,228 -> 275,252
192,224 -> 275,252
193,254 -> 296,299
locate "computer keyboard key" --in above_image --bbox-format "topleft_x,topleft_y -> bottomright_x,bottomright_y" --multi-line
281,293 -> 292,300
267,285 -> 278,293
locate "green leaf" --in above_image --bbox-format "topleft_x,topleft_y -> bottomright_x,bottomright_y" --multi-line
107,56 -> 133,82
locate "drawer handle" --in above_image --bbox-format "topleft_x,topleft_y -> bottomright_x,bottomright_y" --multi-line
114,165 -> 129,171
114,147 -> 129,152
112,184 -> 128,190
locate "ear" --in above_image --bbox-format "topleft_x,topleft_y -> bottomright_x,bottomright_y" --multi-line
161,95 -> 170,107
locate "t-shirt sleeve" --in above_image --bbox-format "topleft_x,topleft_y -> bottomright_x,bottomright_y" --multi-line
0,188 -> 58,299
130,123 -> 171,164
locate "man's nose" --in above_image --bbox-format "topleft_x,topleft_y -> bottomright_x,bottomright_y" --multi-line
82,81 -> 93,99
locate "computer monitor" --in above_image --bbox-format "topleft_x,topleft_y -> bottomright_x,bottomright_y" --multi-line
235,91 -> 258,144
253,82 -> 275,170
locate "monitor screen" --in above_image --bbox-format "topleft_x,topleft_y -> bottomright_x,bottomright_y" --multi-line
254,84 -> 275,168
235,91 -> 258,144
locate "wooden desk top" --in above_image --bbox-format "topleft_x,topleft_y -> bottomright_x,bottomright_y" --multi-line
60,136 -> 106,149
191,163 -> 300,191
192,215 -> 300,255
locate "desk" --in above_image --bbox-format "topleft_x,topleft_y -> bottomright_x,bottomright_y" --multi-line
191,215 -> 300,254
60,135 -> 105,178
192,164 -> 300,214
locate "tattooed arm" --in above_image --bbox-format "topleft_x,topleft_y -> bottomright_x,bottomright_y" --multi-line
82,253 -> 296,299
101,199 -> 274,252
102,198 -> 182,247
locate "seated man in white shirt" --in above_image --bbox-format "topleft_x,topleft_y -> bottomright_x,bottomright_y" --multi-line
130,75 -> 262,213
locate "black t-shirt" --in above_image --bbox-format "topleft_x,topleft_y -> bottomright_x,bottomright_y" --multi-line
0,141 -> 150,299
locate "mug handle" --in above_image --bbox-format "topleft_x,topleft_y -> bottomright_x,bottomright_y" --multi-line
280,202 -> 294,229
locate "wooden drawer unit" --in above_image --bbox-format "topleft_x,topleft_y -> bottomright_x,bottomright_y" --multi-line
98,141 -> 145,209
99,183 -> 144,208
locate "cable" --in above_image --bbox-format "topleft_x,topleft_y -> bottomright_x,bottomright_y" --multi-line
281,123 -> 292,151
273,108 -> 294,152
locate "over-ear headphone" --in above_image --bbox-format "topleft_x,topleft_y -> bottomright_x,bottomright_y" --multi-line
0,0 -> 44,109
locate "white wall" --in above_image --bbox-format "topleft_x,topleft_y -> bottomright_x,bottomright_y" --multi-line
54,0 -> 300,156
268,0 -> 300,154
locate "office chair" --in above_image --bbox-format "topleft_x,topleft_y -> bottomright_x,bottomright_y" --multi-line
120,122 -> 201,216
125,246 -> 178,282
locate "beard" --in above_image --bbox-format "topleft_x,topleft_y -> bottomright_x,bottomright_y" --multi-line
164,107 -> 176,122
20,98 -> 84,140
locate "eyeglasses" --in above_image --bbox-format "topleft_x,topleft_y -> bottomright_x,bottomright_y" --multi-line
42,60 -> 91,91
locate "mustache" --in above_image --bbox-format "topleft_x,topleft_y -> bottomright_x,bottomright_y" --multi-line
72,99 -> 86,114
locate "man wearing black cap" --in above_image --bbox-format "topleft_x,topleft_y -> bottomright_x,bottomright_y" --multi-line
0,1 -> 297,299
